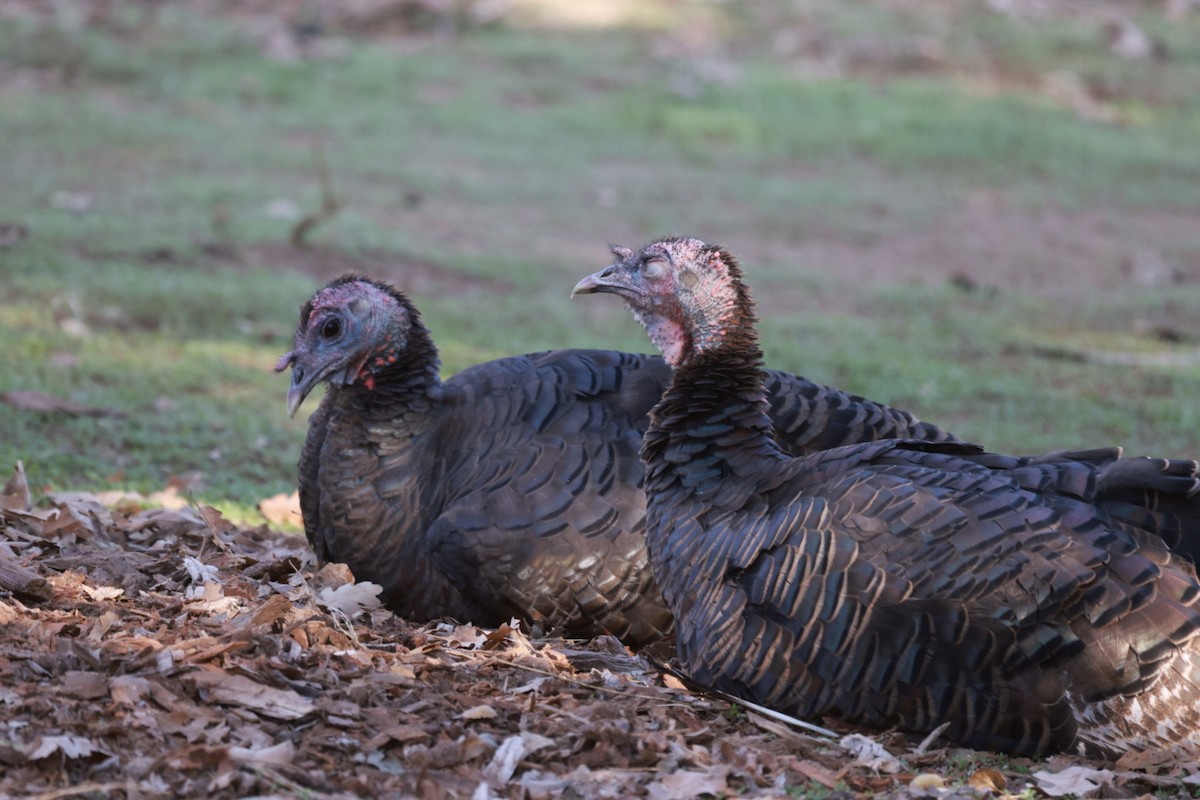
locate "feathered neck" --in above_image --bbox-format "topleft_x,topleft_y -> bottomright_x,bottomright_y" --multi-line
349,309 -> 442,418
641,300 -> 783,507
365,319 -> 441,394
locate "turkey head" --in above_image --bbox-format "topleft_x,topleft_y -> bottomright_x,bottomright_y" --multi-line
572,238 -> 753,368
276,275 -> 422,416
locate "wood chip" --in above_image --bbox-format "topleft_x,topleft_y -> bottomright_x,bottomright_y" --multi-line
0,551 -> 52,602
59,670 -> 109,700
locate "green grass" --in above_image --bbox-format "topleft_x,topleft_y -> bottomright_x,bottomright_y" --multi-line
0,248 -> 311,504
1,2 -> 1199,520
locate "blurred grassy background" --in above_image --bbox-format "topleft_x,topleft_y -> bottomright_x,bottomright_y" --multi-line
1,0 -> 1198,522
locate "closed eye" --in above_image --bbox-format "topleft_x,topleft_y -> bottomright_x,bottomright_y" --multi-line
643,258 -> 665,278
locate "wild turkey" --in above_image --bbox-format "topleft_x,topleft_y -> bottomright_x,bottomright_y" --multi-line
276,274 -> 963,645
571,236 -> 1200,757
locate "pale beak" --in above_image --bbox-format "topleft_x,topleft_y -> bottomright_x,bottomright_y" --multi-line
275,350 -> 317,418
571,264 -> 621,298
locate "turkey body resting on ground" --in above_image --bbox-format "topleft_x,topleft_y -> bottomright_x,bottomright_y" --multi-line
275,274 -> 964,646
571,236 -> 1200,757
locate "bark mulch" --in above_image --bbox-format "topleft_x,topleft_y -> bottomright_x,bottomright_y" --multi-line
1,486 -> 1196,799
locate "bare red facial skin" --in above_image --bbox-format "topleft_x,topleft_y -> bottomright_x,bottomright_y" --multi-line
355,331 -> 405,391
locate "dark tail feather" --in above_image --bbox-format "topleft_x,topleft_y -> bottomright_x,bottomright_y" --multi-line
1096,457 -> 1200,563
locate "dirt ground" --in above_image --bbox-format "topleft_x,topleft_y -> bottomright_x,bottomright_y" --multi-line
1,481 -> 1198,799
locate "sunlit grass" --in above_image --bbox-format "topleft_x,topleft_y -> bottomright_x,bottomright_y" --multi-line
1,2 -> 1199,519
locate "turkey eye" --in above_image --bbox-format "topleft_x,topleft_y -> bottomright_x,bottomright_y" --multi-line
643,258 -> 665,278
321,318 -> 342,339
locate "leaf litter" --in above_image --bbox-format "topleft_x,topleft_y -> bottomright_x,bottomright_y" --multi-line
1,482 -> 1197,798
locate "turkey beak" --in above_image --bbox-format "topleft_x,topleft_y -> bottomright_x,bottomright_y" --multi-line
276,350 -> 316,418
571,264 -> 624,298
286,374 -> 311,419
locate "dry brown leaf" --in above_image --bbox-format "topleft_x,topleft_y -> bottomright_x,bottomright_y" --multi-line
661,673 -> 688,691
509,676 -> 549,695
1115,746 -> 1200,773
486,734 -> 526,783
646,765 -> 731,800
189,670 -> 316,721
158,710 -> 221,743
839,733 -> 904,773
371,723 -> 429,746
432,622 -> 489,650
968,767 -> 1006,793
317,580 -> 383,617
145,485 -> 191,510
388,662 -> 418,682
362,724 -> 434,753
312,561 -> 355,590
81,584 -> 125,601
1034,765 -> 1116,797
482,621 -> 515,650
110,676 -> 152,706
27,734 -> 100,760
2,505 -> 58,528
461,731 -> 493,761
791,759 -> 841,789
47,492 -> 115,535
520,730 -> 556,753
290,618 -> 354,649
183,556 -> 221,587
164,743 -> 230,771
228,741 -> 295,767
909,773 -> 946,795
258,491 -> 301,526
459,705 -> 498,721
198,505 -> 234,534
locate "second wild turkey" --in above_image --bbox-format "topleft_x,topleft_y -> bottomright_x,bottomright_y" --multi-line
275,274 -> 962,646
571,236 -> 1200,757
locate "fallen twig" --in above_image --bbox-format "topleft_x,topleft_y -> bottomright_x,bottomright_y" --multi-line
912,721 -> 952,755
290,143 -> 342,249
1013,342 -> 1200,368
28,782 -> 134,800
641,653 -> 838,739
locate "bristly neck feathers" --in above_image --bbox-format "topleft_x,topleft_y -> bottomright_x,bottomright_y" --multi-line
640,248 -> 784,508
363,303 -> 441,414
364,303 -> 441,398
